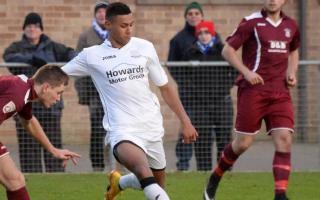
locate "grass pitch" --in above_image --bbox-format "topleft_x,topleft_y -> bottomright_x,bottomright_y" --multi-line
0,172 -> 319,200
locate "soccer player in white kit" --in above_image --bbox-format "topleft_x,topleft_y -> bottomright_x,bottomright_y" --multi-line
62,2 -> 198,200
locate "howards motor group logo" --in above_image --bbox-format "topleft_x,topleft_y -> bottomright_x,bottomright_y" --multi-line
106,63 -> 145,84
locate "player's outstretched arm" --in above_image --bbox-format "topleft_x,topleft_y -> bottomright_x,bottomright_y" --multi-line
20,116 -> 81,167
159,83 -> 198,143
222,43 -> 264,85
286,49 -> 299,88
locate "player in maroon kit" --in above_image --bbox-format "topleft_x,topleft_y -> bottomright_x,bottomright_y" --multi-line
203,0 -> 299,200
0,65 -> 80,200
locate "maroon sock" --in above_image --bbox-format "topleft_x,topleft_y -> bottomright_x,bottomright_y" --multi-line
213,143 -> 239,178
6,186 -> 30,200
273,151 -> 291,195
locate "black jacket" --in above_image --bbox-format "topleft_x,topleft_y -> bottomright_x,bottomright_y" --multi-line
177,34 -> 237,111
168,22 -> 197,62
3,34 -> 76,112
167,22 -> 198,100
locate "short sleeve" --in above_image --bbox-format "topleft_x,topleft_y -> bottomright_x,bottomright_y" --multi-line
62,49 -> 90,76
18,102 -> 32,121
226,19 -> 253,50
290,26 -> 300,52
147,44 -> 168,86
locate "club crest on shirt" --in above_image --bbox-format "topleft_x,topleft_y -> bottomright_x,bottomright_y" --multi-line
2,101 -> 16,114
284,28 -> 291,38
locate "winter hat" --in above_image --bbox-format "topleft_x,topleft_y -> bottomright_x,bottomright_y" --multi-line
23,12 -> 43,30
184,2 -> 203,17
195,20 -> 215,37
94,1 -> 109,13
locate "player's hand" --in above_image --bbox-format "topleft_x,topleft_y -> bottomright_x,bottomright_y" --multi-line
244,71 -> 264,85
181,122 -> 198,144
286,73 -> 297,88
52,148 -> 81,167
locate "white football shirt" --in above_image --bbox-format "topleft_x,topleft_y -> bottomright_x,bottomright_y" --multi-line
62,37 -> 168,140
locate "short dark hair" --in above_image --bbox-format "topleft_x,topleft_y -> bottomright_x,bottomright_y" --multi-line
33,64 -> 69,87
106,2 -> 131,20
94,1 -> 109,14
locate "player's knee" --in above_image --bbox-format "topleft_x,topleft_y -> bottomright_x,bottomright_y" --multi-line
4,171 -> 26,191
233,134 -> 254,154
233,139 -> 251,153
237,143 -> 250,153
275,134 -> 292,151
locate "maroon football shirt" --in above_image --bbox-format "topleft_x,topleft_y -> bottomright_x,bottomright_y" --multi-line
0,75 -> 37,124
227,10 -> 300,91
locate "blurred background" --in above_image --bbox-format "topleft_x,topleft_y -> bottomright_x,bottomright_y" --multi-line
0,0 -> 319,173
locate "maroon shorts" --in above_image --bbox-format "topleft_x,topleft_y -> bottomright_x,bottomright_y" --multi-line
0,142 -> 9,157
235,87 -> 294,135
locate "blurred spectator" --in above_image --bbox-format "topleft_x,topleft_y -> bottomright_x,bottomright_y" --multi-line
168,1 -> 203,61
3,12 -> 76,173
167,1 -> 204,171
75,1 -> 108,172
181,20 -> 236,171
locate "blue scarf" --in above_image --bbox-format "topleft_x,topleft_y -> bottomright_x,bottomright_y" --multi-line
196,37 -> 216,55
92,19 -> 108,40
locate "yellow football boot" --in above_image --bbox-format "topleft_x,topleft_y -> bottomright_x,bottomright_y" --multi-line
105,170 -> 122,200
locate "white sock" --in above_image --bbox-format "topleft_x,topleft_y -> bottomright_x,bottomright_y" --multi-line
119,173 -> 141,190
143,183 -> 170,200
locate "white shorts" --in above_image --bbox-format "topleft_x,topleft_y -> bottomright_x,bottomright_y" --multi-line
106,132 -> 166,170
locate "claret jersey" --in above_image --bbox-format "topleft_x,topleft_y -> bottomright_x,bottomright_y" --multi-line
0,75 -> 36,124
227,10 -> 300,91
62,37 -> 168,139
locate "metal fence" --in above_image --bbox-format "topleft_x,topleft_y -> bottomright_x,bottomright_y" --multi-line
0,61 -> 319,173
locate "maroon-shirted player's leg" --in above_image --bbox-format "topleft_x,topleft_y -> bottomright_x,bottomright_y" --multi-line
272,130 -> 292,200
6,187 -> 30,200
204,133 -> 255,199
0,147 -> 30,200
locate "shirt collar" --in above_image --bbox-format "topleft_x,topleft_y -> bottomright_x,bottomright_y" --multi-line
261,9 -> 287,27
27,79 -> 38,102
103,38 -> 132,51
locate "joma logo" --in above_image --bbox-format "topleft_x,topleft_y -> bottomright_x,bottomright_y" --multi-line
102,55 -> 116,60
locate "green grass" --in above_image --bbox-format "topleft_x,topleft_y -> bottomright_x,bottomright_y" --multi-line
1,172 -> 319,200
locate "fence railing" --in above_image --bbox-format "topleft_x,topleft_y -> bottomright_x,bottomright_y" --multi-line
1,61 -> 319,172
1,60 -> 320,67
